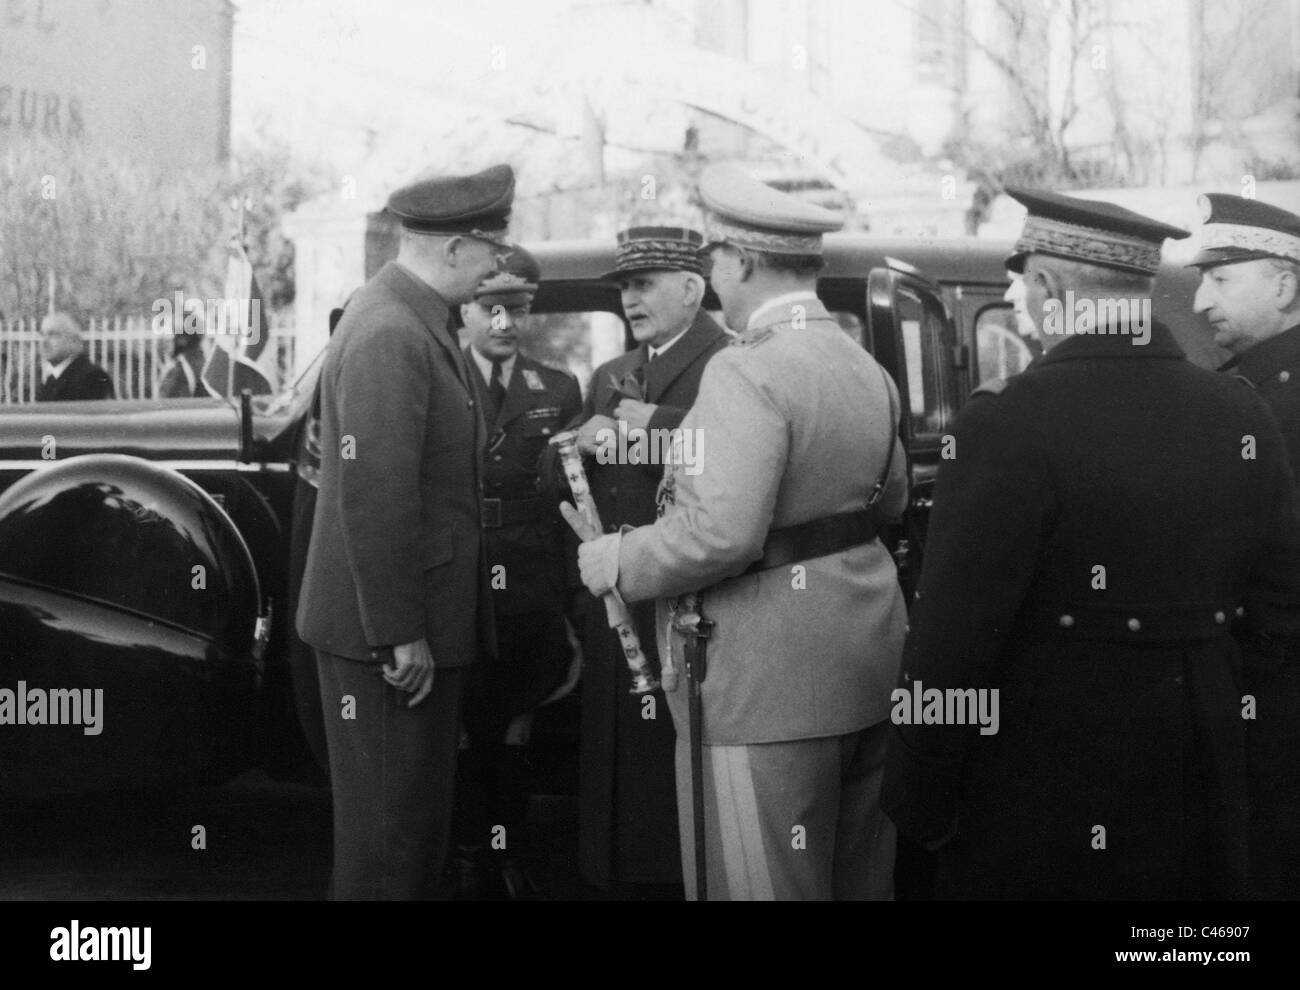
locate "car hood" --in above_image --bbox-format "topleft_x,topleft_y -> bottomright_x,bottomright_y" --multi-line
0,397 -> 298,462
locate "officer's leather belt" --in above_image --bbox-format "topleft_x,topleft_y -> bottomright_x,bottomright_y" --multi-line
1023,601 -> 1244,643
481,496 -> 544,528
741,509 -> 880,577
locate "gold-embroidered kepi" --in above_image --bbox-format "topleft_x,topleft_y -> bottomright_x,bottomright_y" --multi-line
1005,187 -> 1189,276
601,226 -> 705,282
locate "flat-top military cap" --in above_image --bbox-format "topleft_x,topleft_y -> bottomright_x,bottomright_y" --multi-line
1006,187 -> 1189,276
601,226 -> 704,282
698,163 -> 844,255
474,243 -> 540,303
386,163 -> 515,247
1191,193 -> 1300,268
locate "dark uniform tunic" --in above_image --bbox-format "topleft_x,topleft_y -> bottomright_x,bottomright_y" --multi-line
463,349 -> 583,731
568,308 -> 728,887
1222,321 -> 1300,899
883,321 -> 1300,899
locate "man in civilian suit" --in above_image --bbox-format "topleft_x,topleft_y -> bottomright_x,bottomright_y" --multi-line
566,226 -> 728,894
35,312 -> 114,401
296,164 -> 514,900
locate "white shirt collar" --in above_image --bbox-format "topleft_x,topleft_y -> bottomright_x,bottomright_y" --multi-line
42,355 -> 75,380
469,346 -> 515,387
648,324 -> 691,361
746,290 -> 820,331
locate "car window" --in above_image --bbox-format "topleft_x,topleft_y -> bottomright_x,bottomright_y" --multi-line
897,286 -> 953,437
975,303 -> 1037,384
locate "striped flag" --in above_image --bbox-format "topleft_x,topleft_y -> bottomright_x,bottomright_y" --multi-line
201,235 -> 274,398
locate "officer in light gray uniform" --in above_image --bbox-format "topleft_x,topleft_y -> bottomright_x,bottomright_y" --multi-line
572,164 -> 909,900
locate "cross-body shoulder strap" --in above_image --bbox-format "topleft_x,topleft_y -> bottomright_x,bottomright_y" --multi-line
866,362 -> 899,512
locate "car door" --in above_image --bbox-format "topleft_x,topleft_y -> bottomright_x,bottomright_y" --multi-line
865,258 -> 965,603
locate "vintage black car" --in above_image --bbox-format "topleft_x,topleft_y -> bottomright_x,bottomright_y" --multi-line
0,236 -> 1210,797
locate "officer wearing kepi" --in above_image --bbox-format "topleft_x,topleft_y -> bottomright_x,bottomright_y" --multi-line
454,244 -> 582,898
565,225 -> 728,896
1191,193 -> 1300,899
882,188 -> 1300,899
571,165 -> 909,900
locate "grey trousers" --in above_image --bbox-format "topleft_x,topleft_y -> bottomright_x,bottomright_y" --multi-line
316,650 -> 465,900
675,720 -> 896,900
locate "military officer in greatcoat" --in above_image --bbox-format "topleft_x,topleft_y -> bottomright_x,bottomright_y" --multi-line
1191,193 -> 1300,899
572,167 -> 909,900
454,244 -> 582,898
561,225 -> 728,895
882,188 -> 1300,899
296,165 -> 513,900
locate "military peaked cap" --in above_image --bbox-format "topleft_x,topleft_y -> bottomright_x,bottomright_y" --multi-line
386,164 -> 515,247
698,164 -> 844,255
1005,187 -> 1189,276
474,243 -> 540,303
1191,193 -> 1300,268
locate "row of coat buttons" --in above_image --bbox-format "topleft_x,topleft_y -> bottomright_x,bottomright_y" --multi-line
1057,606 -> 1244,630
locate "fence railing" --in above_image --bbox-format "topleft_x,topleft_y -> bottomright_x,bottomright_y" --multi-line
0,316 -> 296,404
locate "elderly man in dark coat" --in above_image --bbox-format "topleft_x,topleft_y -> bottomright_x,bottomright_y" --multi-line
566,226 -> 728,894
35,312 -> 114,402
882,188 -> 1300,899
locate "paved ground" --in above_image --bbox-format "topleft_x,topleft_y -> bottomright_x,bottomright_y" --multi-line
0,772 -> 333,900
0,694 -> 684,901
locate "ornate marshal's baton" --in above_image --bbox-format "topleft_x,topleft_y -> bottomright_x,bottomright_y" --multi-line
551,430 -> 658,694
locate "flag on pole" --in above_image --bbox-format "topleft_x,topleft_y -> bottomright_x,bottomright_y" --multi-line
201,234 -> 275,398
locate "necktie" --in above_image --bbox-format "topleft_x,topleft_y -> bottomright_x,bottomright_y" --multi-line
490,360 -> 506,410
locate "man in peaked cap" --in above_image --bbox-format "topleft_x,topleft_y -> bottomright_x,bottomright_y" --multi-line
568,165 -> 909,900
297,164 -> 514,899
1191,193 -> 1300,899
451,244 -> 582,898
882,187 -> 1300,899
558,224 -> 728,895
